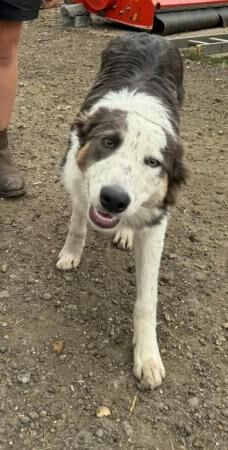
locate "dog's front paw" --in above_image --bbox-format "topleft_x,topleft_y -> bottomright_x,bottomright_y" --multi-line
113,227 -> 134,250
56,250 -> 81,271
133,345 -> 165,390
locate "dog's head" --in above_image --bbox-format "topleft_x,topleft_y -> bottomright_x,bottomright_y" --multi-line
72,95 -> 186,232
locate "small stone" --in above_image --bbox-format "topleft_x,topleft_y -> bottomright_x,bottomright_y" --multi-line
164,312 -> 171,322
168,253 -> 178,259
95,428 -> 104,438
10,361 -> 18,370
222,322 -> 228,329
96,406 -> 111,418
215,336 -> 225,346
122,420 -> 133,437
40,410 -> 47,417
76,430 -> 93,445
193,438 -> 205,448
188,233 -> 199,242
222,408 -> 228,418
41,292 -> 52,301
1,322 -> 8,327
87,342 -> 96,350
0,290 -> 9,299
29,411 -> 39,420
0,346 -> 7,353
184,424 -> 192,436
19,415 -> 30,424
195,272 -> 207,281
0,264 -> 8,273
55,420 -> 65,432
160,273 -> 174,283
17,372 -> 31,384
187,298 -> 201,314
127,265 -> 135,274
161,348 -> 167,354
188,396 -> 199,409
0,399 -> 6,412
63,274 -> 74,282
31,431 -> 37,438
218,130 -> 224,135
158,402 -> 166,410
114,335 -> 124,345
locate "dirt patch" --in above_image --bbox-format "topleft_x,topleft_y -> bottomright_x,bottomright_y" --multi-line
0,10 -> 227,450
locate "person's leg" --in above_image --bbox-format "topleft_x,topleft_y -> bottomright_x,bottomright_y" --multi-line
0,20 -> 25,197
0,21 -> 22,129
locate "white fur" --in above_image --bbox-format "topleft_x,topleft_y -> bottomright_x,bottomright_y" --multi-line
86,90 -> 170,228
113,226 -> 134,251
90,89 -> 174,137
133,218 -> 167,388
57,88 -> 172,388
62,133 -> 81,195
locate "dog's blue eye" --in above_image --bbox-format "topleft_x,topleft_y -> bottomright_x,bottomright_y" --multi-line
102,137 -> 115,149
144,157 -> 160,168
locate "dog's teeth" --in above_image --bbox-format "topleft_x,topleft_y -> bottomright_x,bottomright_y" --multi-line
95,209 -> 115,224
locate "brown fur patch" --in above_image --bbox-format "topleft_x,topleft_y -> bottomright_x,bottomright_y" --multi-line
76,142 -> 91,171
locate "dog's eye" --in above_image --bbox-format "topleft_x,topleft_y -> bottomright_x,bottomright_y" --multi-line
144,157 -> 160,168
102,137 -> 115,149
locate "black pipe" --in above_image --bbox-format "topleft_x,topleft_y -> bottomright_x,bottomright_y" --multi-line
154,8 -> 222,35
216,7 -> 228,26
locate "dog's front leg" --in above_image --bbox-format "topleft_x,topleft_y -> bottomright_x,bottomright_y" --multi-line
133,217 -> 167,389
57,184 -> 88,271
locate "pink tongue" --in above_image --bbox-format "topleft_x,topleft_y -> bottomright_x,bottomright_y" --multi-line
89,207 -> 119,229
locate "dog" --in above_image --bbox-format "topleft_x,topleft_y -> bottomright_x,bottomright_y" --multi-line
57,33 -> 187,389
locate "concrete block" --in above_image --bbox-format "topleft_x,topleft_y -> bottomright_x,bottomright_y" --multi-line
60,3 -> 87,18
74,14 -> 92,27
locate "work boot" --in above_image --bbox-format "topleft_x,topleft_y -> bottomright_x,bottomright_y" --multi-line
0,129 -> 25,198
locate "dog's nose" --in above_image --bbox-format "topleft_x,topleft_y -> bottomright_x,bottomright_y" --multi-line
100,185 -> 130,214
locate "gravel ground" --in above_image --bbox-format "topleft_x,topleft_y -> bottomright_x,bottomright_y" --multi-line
0,10 -> 227,450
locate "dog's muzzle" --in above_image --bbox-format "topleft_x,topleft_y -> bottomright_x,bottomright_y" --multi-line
89,184 -> 131,230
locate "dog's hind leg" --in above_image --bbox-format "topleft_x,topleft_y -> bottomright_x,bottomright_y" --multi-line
57,188 -> 88,271
113,225 -> 134,251
133,218 -> 167,389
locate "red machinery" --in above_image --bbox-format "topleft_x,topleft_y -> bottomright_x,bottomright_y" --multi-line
71,0 -> 228,34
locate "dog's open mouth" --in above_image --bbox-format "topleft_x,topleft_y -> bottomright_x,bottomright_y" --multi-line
89,206 -> 120,230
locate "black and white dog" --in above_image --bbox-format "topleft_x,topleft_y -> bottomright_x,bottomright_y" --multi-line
57,33 -> 186,389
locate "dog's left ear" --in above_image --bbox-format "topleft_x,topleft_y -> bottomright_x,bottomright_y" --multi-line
71,111 -> 90,145
164,138 -> 188,206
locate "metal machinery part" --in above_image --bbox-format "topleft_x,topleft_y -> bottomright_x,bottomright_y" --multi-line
69,0 -> 228,34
